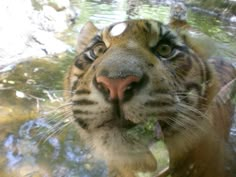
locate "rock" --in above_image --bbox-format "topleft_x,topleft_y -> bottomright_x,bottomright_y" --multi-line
48,0 -> 71,11
26,30 -> 69,56
230,16 -> 236,23
0,0 -> 78,71
170,2 -> 187,22
31,5 -> 69,32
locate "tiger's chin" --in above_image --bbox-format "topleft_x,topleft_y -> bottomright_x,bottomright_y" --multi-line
78,119 -> 158,176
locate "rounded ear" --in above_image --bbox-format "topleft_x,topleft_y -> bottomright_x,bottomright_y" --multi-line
76,21 -> 99,53
180,30 -> 216,60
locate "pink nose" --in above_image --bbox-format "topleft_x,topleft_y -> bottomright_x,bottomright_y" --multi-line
96,75 -> 141,101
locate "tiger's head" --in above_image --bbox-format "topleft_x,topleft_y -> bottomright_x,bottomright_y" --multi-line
65,20 -> 218,176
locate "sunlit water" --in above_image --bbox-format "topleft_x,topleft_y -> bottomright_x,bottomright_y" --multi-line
0,0 -> 236,177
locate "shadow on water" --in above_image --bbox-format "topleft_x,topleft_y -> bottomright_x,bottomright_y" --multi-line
0,0 -> 236,176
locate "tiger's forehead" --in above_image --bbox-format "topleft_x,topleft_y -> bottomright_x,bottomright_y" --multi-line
101,20 -> 169,48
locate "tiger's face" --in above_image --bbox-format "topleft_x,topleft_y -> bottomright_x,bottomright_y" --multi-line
65,20 -> 217,175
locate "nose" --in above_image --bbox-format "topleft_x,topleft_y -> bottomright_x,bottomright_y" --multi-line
96,75 -> 141,101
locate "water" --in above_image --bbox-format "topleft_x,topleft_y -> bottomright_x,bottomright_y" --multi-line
0,0 -> 236,177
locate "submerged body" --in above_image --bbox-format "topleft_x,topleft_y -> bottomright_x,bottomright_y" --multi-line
65,20 -> 236,177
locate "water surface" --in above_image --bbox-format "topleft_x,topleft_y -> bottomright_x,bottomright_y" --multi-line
0,0 -> 235,176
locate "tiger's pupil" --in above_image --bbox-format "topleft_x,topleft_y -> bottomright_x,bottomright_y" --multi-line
156,44 -> 172,57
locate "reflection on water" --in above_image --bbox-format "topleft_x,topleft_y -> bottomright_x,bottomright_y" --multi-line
0,0 -> 236,176
2,118 -> 107,177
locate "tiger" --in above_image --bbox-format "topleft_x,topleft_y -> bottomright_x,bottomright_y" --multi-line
64,19 -> 236,177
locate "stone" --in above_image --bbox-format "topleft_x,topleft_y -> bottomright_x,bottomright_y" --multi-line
0,0 -> 78,71
230,16 -> 236,22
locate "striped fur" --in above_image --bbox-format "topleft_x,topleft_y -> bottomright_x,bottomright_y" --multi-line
64,20 -> 236,177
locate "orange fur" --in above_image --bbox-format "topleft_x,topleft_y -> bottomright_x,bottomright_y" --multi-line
65,20 -> 236,177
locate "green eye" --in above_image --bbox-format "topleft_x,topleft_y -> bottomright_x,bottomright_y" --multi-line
85,42 -> 107,61
156,44 -> 173,58
92,43 -> 107,58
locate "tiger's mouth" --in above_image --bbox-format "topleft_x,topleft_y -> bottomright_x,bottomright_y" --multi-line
95,100 -> 164,140
98,100 -> 137,129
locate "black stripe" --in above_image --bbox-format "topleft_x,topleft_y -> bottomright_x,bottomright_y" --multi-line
93,35 -> 102,42
84,52 -> 95,62
87,35 -> 102,48
147,110 -> 177,118
73,109 -> 91,115
75,118 -> 88,129
173,53 -> 192,77
73,99 -> 97,105
71,80 -> 78,92
75,89 -> 91,95
144,100 -> 174,107
150,88 -> 170,95
74,73 -> 84,78
204,61 -> 212,83
159,23 -> 163,38
144,21 -> 152,33
74,54 -> 92,69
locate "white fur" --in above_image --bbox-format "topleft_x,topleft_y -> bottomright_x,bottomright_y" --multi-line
110,22 -> 127,37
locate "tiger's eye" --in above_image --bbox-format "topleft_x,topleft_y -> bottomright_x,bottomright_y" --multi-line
156,44 -> 172,57
93,43 -> 107,57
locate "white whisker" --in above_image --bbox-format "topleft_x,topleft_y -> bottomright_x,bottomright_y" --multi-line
38,117 -> 73,144
177,103 -> 207,119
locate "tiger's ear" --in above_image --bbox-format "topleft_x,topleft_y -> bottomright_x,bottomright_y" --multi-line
180,30 -> 216,60
76,21 -> 99,53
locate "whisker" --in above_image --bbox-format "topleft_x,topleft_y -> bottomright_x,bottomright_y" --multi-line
177,112 -> 207,133
175,92 -> 207,100
35,110 -> 72,135
45,114 -> 73,133
46,110 -> 72,122
177,103 -> 207,119
55,120 -> 73,135
35,102 -> 73,142
174,104 -> 212,140
46,120 -> 73,140
166,115 -> 205,144
42,102 -> 73,115
38,116 -> 73,144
